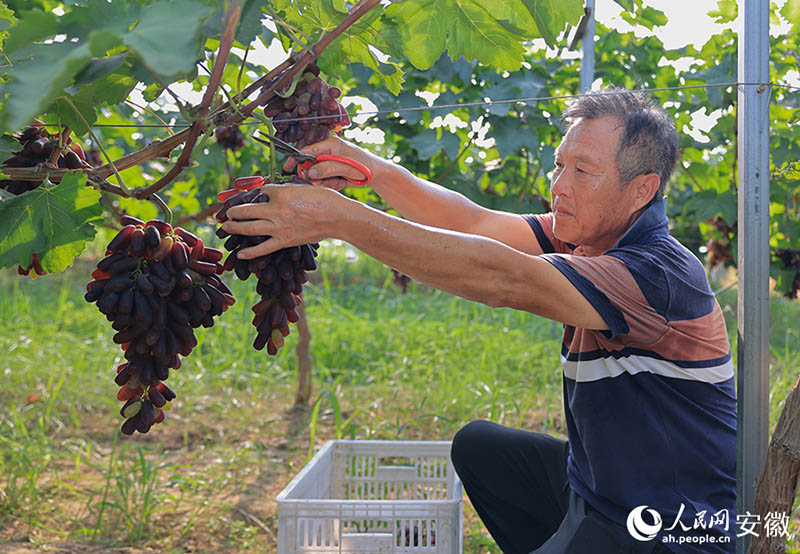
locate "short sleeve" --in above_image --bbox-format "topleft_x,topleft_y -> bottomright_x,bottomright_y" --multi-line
541,252 -> 668,345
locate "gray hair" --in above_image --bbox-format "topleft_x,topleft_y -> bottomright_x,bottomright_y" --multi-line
561,88 -> 679,204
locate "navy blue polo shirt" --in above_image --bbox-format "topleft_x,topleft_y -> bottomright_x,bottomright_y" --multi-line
524,198 -> 737,553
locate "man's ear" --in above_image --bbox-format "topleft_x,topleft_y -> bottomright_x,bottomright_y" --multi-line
630,173 -> 660,211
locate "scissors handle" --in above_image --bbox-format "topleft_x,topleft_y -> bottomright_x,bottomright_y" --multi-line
217,176 -> 266,202
298,154 -> 372,187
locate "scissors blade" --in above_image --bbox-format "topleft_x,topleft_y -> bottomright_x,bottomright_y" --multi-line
251,133 -> 315,162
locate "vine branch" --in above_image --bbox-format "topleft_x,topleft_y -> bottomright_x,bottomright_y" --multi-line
5,0 -> 383,226
48,126 -> 71,166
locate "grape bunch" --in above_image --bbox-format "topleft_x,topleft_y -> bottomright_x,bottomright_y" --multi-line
85,216 -> 235,434
1,121 -> 91,196
215,125 -> 246,151
215,188 -> 318,355
263,63 -> 351,149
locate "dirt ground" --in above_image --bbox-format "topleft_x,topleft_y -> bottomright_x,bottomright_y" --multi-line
0,391 -> 499,554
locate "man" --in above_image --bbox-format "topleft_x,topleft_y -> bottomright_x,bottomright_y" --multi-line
222,90 -> 736,553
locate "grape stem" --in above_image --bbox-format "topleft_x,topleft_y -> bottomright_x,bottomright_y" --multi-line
236,45 -> 250,95
47,125 -> 71,166
265,119 -> 277,182
149,192 -> 173,225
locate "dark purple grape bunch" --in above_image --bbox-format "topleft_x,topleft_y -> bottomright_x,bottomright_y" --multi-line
214,188 -> 318,355
1,120 -> 92,195
85,216 -> 235,435
263,63 -> 351,150
215,125 -> 246,151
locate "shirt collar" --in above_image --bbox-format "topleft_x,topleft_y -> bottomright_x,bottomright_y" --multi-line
614,196 -> 669,249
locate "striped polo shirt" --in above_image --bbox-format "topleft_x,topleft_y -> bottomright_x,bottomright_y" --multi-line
524,198 -> 736,553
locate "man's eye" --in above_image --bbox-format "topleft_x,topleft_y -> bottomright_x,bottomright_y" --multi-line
576,167 -> 586,174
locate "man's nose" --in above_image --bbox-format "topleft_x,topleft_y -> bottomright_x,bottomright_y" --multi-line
550,168 -> 571,198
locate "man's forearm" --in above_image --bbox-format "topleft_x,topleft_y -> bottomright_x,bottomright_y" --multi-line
370,164 -> 488,234
332,198 -> 527,308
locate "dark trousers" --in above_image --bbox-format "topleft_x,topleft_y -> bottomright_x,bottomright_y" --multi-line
450,420 -> 672,554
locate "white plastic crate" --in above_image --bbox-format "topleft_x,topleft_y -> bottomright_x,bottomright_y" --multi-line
276,440 -> 463,554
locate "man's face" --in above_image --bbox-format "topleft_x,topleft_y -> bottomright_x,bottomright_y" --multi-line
550,115 -> 644,255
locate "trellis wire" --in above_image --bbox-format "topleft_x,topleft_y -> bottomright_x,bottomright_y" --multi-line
41,80 -> 797,130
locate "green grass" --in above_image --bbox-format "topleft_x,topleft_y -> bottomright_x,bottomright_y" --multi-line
0,240 -> 798,552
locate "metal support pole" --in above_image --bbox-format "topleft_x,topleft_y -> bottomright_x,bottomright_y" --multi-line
736,0 -> 770,551
579,0 -> 595,93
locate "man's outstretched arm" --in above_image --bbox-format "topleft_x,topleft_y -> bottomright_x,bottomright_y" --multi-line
284,136 -> 545,255
223,184 -> 605,330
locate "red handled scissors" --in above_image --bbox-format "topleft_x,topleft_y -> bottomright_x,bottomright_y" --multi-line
217,133 -> 373,202
254,133 -> 372,186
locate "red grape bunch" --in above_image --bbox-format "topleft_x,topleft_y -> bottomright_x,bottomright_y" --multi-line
215,187 -> 318,355
263,62 -> 351,149
85,216 -> 235,435
1,121 -> 91,196
215,125 -> 246,151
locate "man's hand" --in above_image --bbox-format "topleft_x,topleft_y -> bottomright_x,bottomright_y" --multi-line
283,135 -> 393,190
221,183 -> 348,259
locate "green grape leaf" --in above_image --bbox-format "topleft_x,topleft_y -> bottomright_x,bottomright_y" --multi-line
408,129 -> 444,159
708,0 -> 737,23
142,82 -> 165,103
0,41 -> 93,134
0,172 -> 103,272
48,94 -> 97,136
311,0 -> 405,94
2,8 -> 59,53
488,115 -> 532,159
72,53 -> 128,86
89,29 -> 124,57
201,0 -> 267,46
122,0 -> 214,79
0,1 -> 17,48
519,0 -> 584,46
49,66 -> 136,138
440,131 -> 462,160
386,0 -> 529,70
637,6 -> 668,29
781,0 -> 799,32
0,134 -> 18,154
